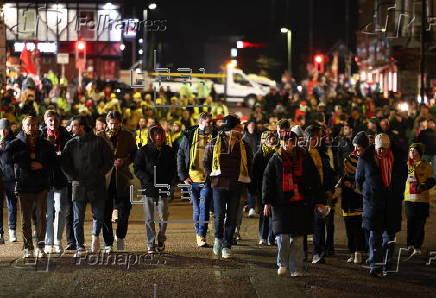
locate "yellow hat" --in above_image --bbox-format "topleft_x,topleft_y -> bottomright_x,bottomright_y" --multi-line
111,93 -> 117,99
133,92 -> 141,99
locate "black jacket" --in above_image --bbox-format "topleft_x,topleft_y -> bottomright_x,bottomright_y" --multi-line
262,148 -> 323,236
242,131 -> 261,158
252,147 -> 275,197
356,145 -> 408,233
41,126 -> 72,189
177,125 -> 217,182
0,134 -> 16,183
416,129 -> 436,155
6,131 -> 57,193
134,142 -> 177,199
61,133 -> 114,194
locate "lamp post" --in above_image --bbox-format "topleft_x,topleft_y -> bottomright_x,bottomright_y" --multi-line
142,3 -> 157,70
281,28 -> 292,75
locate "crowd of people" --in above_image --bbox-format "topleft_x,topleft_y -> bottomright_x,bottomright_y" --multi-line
0,73 -> 435,278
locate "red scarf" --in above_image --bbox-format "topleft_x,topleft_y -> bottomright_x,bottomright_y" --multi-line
376,149 -> 394,187
47,128 -> 61,152
282,150 -> 304,202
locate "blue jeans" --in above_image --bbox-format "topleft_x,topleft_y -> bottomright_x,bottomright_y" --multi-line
276,234 -> 304,274
247,188 -> 256,209
45,187 -> 69,245
423,155 -> 436,179
368,230 -> 396,271
191,183 -> 212,237
0,182 -> 17,234
73,199 -> 105,249
213,188 -> 241,249
259,212 -> 274,242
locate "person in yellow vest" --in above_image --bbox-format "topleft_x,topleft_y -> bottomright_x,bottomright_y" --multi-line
123,103 -> 144,132
135,118 -> 148,149
404,143 -> 435,257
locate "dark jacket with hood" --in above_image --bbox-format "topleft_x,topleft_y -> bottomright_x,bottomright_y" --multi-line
134,125 -> 177,198
177,125 -> 217,182
6,131 -> 57,193
262,147 -> 323,235
61,132 -> 114,201
242,129 -> 261,159
0,133 -> 16,183
355,145 -> 408,233
40,126 -> 71,189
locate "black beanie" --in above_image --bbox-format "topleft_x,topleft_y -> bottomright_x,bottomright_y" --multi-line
222,115 -> 241,131
409,143 -> 425,157
352,131 -> 369,148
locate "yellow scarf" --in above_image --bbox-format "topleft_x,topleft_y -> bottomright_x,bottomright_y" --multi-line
189,128 -> 212,171
211,132 -> 250,183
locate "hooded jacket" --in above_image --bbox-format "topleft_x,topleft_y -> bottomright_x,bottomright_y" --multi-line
6,131 -> 57,193
134,125 -> 177,198
0,133 -> 16,183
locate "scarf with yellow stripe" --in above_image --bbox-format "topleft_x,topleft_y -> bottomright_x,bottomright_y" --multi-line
211,132 -> 250,183
189,128 -> 212,171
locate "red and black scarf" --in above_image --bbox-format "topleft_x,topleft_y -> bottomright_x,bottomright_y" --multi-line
281,149 -> 304,202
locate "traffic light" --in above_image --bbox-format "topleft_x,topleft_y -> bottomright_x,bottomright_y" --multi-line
76,41 -> 86,52
313,54 -> 324,73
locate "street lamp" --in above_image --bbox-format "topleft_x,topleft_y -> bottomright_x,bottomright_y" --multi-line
280,28 -> 292,75
148,3 -> 157,10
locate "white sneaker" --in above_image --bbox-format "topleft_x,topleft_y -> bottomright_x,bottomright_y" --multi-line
354,252 -> 363,264
213,238 -> 222,256
277,267 -> 289,276
44,245 -> 54,254
91,235 -> 100,253
116,238 -> 125,250
74,248 -> 87,258
248,208 -> 257,218
347,254 -> 354,263
9,230 -> 17,242
258,239 -> 267,246
291,272 -> 304,277
23,249 -> 34,258
34,248 -> 47,258
53,243 -> 63,254
104,246 -> 112,253
222,247 -> 231,259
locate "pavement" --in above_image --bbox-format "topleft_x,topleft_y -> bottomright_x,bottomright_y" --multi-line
1,188 -> 436,298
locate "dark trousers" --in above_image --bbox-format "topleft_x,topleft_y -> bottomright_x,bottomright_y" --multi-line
313,209 -> 335,257
213,188 -> 241,249
407,216 -> 427,249
102,192 -> 132,246
0,182 -> 17,234
344,215 -> 366,253
258,210 -> 274,243
18,191 -> 48,250
65,183 -> 76,247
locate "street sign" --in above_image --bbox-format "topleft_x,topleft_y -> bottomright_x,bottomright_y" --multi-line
57,53 -> 69,64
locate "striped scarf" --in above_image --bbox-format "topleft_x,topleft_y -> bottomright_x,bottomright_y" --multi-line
376,149 -> 394,187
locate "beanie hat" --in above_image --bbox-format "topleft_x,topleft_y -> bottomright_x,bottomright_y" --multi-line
352,131 -> 369,148
409,143 -> 425,157
222,115 -> 241,131
0,118 -> 10,130
375,133 -> 390,150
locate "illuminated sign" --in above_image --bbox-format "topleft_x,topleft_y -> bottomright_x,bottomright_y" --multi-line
14,42 -> 58,53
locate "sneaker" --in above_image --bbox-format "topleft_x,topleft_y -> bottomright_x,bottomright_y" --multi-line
235,232 -> 241,241
53,243 -> 63,254
248,208 -> 257,218
104,246 -> 112,253
9,230 -> 17,242
258,239 -> 267,246
213,238 -> 223,256
44,245 -> 54,254
196,235 -> 207,247
291,272 -> 304,277
91,235 -> 100,253
277,267 -> 289,276
222,247 -> 231,259
0,234 -> 4,244
157,241 -> 165,252
74,248 -> 86,258
111,209 -> 118,223
34,248 -> 47,258
347,254 -> 354,263
312,254 -> 325,264
23,249 -> 34,258
354,252 -> 363,264
148,246 -> 156,254
116,238 -> 125,250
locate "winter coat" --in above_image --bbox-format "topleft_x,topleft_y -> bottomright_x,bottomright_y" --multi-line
6,131 -> 58,193
242,131 -> 261,158
134,126 -> 177,199
97,129 -> 137,198
0,134 -> 16,183
252,147 -> 275,200
40,126 -> 71,189
356,145 -> 408,233
177,125 -> 217,182
61,133 -> 114,201
262,148 -> 323,236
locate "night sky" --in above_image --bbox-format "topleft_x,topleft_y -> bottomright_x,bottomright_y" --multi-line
128,0 -> 358,80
